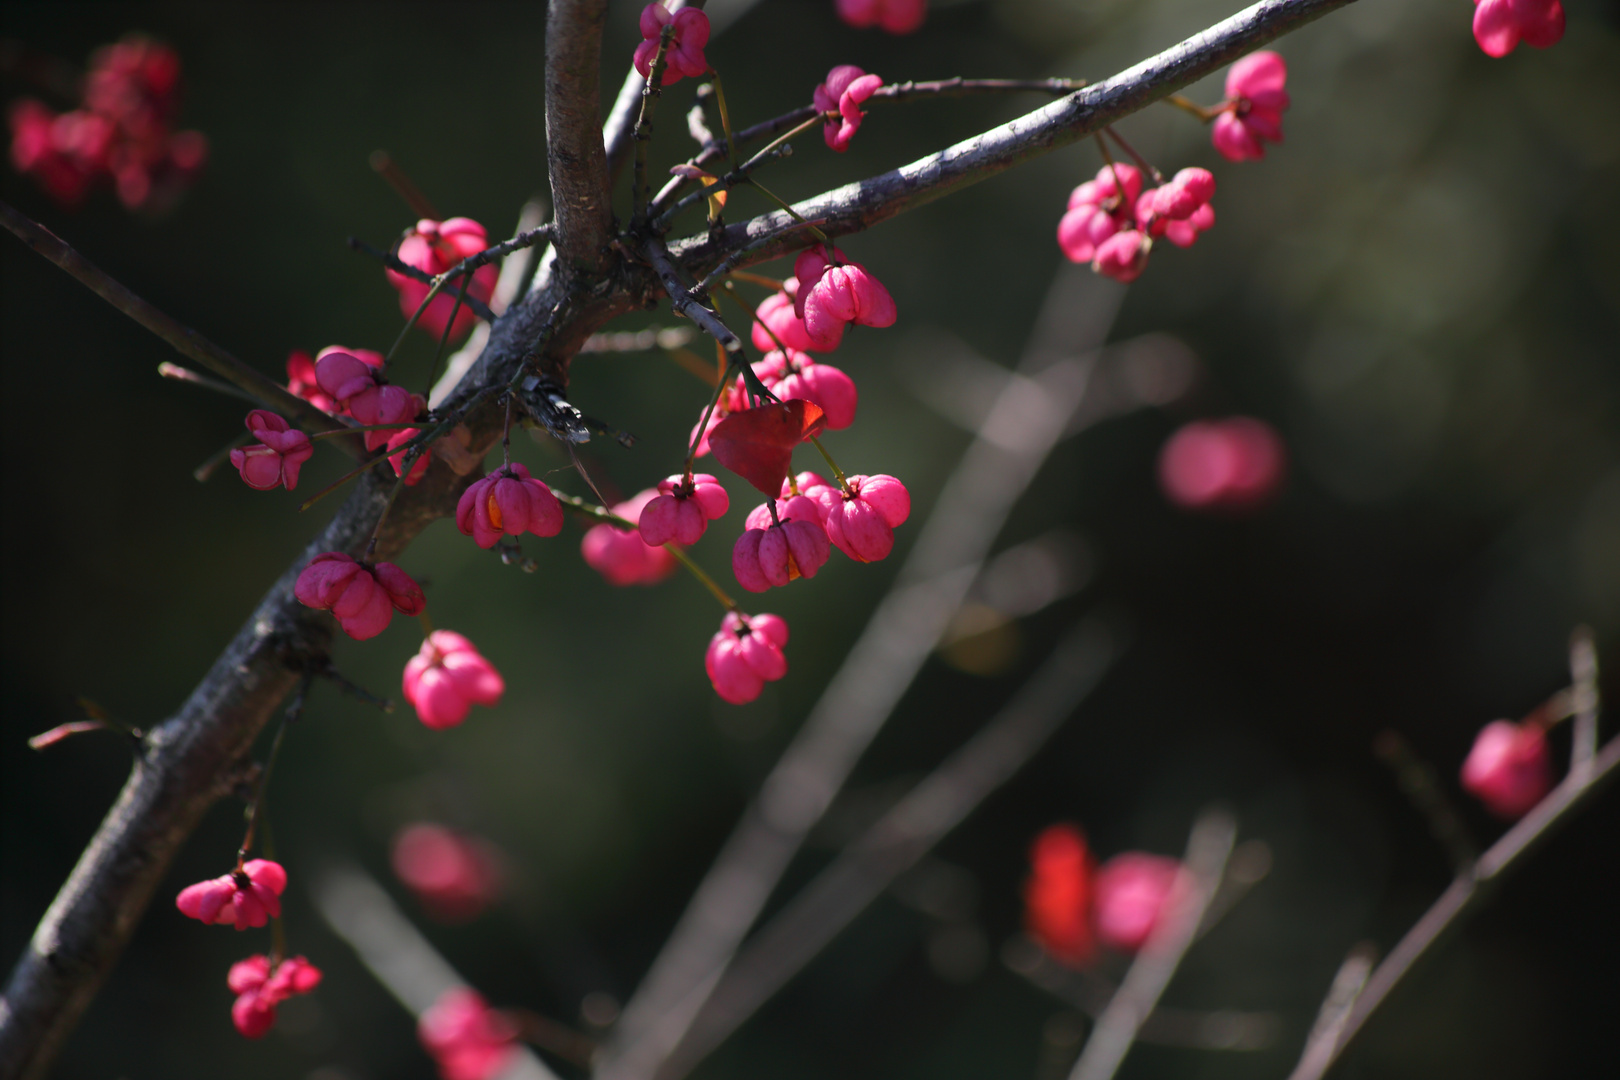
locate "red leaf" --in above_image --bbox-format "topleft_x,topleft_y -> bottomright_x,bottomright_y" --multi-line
710,400 -> 827,495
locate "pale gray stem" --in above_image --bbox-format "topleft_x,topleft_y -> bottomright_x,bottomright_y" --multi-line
1067,809 -> 1238,1080
1287,731 -> 1620,1080
653,620 -> 1118,1080
312,865 -> 562,1080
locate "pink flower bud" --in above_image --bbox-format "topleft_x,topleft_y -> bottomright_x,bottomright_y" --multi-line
1057,164 -> 1143,263
793,245 -> 898,349
732,498 -> 831,591
1212,51 -> 1289,162
294,552 -> 425,641
1461,720 -> 1554,819
455,464 -> 564,549
1157,417 -> 1286,512
751,280 -> 824,353
386,218 -> 499,343
1094,853 -> 1182,953
633,4 -> 712,86
639,473 -> 730,547
1472,0 -> 1564,57
836,0 -> 927,34
581,489 -> 679,586
705,611 -> 790,704
420,988 -> 520,1080
404,631 -> 505,730
815,65 -> 885,153
814,474 -> 911,563
1091,229 -> 1150,283
227,954 -> 322,1039
392,823 -> 505,922
1024,824 -> 1095,968
176,859 -> 287,931
229,410 -> 313,491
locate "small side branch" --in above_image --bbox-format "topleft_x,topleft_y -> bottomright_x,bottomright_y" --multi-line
1,199 -> 352,448
1288,731 -> 1620,1080
642,237 -> 742,351
1066,809 -> 1237,1080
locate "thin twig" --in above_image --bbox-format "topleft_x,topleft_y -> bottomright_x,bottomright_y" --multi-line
312,864 -> 562,1080
158,363 -> 263,405
642,237 -> 742,351
0,199 -> 353,450
1288,731 -> 1620,1080
1569,627 -> 1599,777
1288,944 -> 1377,1080
347,237 -> 499,323
655,621 -> 1118,1080
1067,809 -> 1237,1080
1373,730 -> 1478,875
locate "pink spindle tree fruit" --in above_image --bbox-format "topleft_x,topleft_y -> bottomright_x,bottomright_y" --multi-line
813,474 -> 911,563
227,954 -> 322,1038
419,988 -> 520,1080
705,611 -> 790,704
582,489 -> 679,586
638,473 -> 731,547
175,859 -> 287,931
1461,719 -> 1555,819
1157,417 -> 1287,512
1212,51 -> 1290,162
456,464 -> 565,549
1094,852 -> 1182,953
229,410 -> 312,491
1024,824 -> 1095,968
403,631 -> 505,730
294,553 -> 426,641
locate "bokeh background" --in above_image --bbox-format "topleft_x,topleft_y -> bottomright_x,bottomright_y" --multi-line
3,1 -> 1619,1078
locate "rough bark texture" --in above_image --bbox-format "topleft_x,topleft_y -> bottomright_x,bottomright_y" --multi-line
546,0 -> 613,276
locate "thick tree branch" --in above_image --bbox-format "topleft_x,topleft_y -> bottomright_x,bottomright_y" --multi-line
546,0 -> 613,275
668,0 -> 1358,272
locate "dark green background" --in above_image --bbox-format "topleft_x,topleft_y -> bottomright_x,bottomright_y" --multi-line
3,1 -> 1618,1078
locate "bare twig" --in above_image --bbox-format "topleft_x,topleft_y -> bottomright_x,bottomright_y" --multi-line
1288,731 -> 1620,1080
1569,627 -> 1598,776
311,864 -> 562,1080
654,620 -> 1118,1080
642,237 -> 742,351
1005,938 -> 1278,1052
1373,730 -> 1478,875
597,268 -> 1125,1080
0,199 -> 352,449
1067,809 -> 1238,1080
347,237 -> 499,322
1288,944 -> 1377,1080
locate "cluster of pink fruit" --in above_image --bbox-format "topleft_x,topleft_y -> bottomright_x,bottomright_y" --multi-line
7,35 -> 207,211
